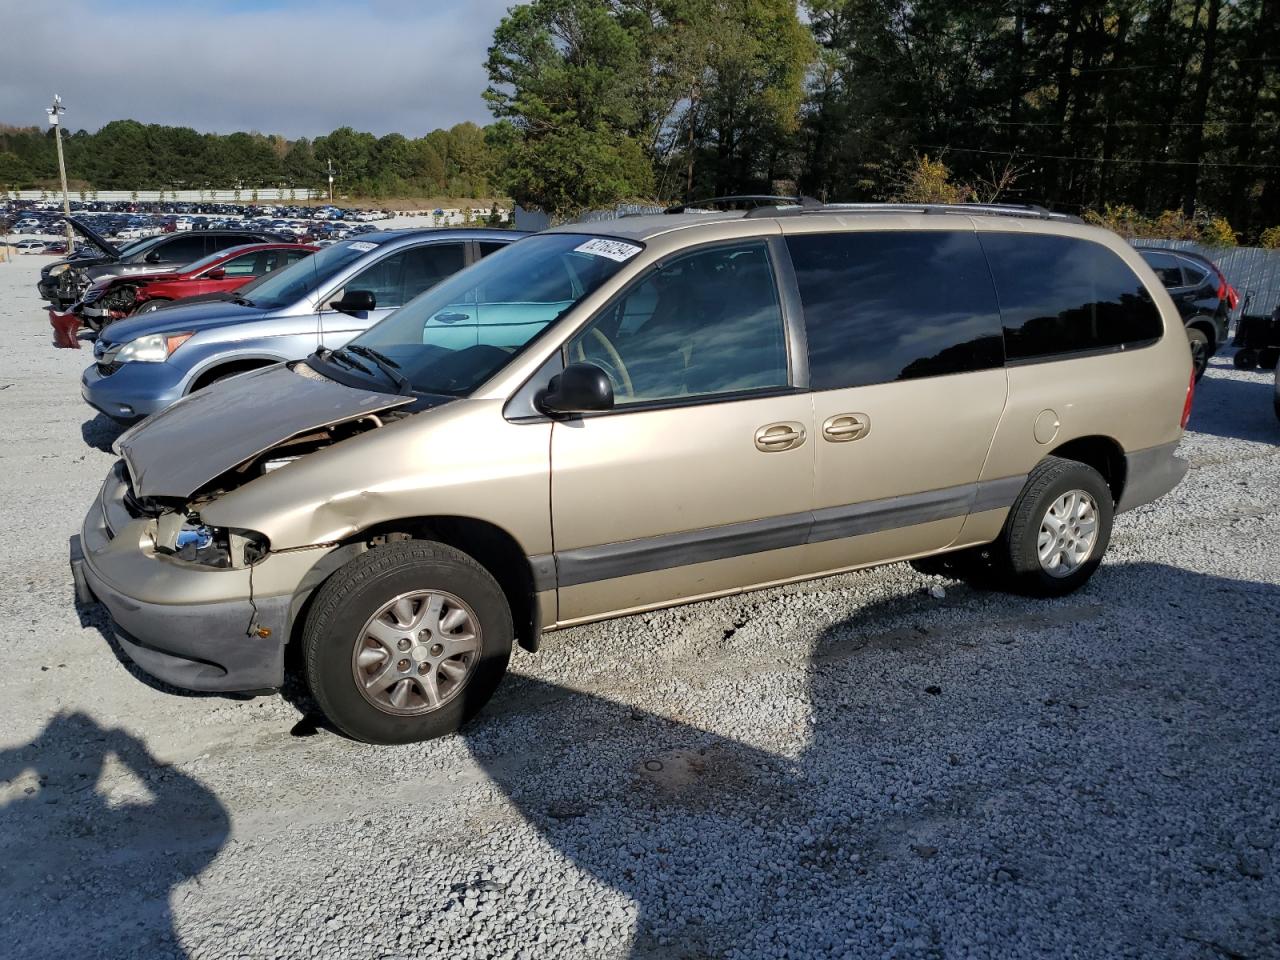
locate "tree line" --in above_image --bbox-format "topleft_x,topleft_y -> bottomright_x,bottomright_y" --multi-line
2,1 -> 1277,241
486,0 -> 1279,241
0,120 -> 497,200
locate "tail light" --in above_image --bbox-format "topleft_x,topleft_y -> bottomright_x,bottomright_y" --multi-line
1181,367 -> 1196,430
1225,284 -> 1239,310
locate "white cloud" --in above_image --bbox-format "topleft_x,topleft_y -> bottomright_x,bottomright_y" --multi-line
0,0 -> 517,137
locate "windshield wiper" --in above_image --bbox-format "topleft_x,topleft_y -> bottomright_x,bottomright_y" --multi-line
327,346 -> 374,377
231,295 -> 255,306
346,344 -> 411,394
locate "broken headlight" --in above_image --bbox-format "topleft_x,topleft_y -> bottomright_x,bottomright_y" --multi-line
169,522 -> 268,568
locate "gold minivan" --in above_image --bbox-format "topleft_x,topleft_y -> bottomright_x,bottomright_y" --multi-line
72,203 -> 1195,743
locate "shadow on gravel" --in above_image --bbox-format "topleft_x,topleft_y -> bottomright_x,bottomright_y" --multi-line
463,563 -> 1280,959
81,413 -> 127,453
0,712 -> 228,960
1187,362 -> 1279,444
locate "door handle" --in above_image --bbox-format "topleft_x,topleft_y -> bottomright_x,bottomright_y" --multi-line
754,421 -> 806,452
822,413 -> 871,442
435,312 -> 469,324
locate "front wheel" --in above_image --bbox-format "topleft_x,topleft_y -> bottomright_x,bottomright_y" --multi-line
991,457 -> 1114,598
302,541 -> 513,744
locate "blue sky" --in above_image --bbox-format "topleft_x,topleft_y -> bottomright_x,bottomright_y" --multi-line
1,0 -> 517,138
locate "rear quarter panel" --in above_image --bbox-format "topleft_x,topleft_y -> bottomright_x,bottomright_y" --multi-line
967,220 -> 1191,535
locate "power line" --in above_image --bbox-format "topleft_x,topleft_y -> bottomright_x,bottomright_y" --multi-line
978,118 -> 1280,128
916,143 -> 1280,170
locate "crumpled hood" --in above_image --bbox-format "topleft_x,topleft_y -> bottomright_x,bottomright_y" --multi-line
115,364 -> 413,500
100,299 -> 272,347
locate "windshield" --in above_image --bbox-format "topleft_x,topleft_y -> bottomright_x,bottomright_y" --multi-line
239,239 -> 377,309
340,233 -> 639,396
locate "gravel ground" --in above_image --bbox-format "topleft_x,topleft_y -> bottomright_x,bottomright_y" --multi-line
1,251 -> 1278,960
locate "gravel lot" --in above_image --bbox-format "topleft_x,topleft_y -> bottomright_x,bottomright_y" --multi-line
1,250 -> 1278,960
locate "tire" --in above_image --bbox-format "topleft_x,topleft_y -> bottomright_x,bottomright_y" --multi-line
1258,348 -> 1280,371
1234,349 -> 1259,370
990,456 -> 1114,598
1185,327 -> 1211,381
302,540 -> 513,744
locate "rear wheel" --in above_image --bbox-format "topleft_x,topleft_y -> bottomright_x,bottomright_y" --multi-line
302,541 -> 513,744
1186,327 -> 1211,381
989,457 -> 1114,598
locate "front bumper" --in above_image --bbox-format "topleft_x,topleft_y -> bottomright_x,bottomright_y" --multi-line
71,465 -> 332,693
81,358 -> 187,422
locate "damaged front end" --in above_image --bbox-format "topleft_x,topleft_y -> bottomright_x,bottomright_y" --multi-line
72,361 -> 417,694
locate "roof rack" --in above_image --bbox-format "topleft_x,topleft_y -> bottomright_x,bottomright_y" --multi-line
742,201 -> 1082,223
664,195 -> 824,214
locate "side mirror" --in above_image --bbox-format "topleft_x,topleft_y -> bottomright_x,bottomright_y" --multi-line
205,267 -> 226,280
332,289 -> 376,315
537,362 -> 615,415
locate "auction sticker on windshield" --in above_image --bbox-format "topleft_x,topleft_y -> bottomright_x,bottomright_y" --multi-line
348,241 -> 379,252
574,238 -> 642,262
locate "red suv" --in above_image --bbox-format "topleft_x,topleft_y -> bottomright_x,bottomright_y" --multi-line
78,243 -> 318,329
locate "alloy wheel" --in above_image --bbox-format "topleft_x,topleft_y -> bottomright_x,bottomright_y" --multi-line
1037,490 -> 1099,578
351,590 -> 481,716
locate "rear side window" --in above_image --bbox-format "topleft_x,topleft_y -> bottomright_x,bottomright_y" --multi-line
401,243 -> 466,301
981,234 -> 1163,362
787,230 -> 1004,390
1140,251 -> 1184,289
1179,259 -> 1209,287
479,241 -> 508,258
152,234 -> 207,264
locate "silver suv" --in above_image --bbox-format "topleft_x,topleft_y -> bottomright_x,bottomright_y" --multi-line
81,229 -> 520,422
73,203 -> 1193,744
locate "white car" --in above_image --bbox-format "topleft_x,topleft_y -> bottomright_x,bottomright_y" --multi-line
16,239 -> 48,254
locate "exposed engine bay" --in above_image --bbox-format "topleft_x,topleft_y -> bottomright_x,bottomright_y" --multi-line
125,409 -> 410,568
110,361 -> 426,569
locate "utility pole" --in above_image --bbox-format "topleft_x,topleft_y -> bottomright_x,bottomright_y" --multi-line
46,94 -> 74,254
326,158 -> 335,202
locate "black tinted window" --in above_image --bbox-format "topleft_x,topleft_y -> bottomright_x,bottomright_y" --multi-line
1140,251 -> 1184,289
788,230 -> 1003,390
152,234 -> 207,264
479,241 -> 508,258
982,234 -> 1163,362
1179,259 -> 1209,287
210,234 -> 260,252
402,243 -> 465,301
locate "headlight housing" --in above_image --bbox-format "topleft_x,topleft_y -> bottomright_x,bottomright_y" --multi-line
116,332 -> 194,363
49,263 -> 71,276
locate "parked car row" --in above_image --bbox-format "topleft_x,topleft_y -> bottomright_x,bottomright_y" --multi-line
76,242 -> 318,328
61,201 -> 1204,746
39,218 -> 295,309
81,228 -> 514,418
